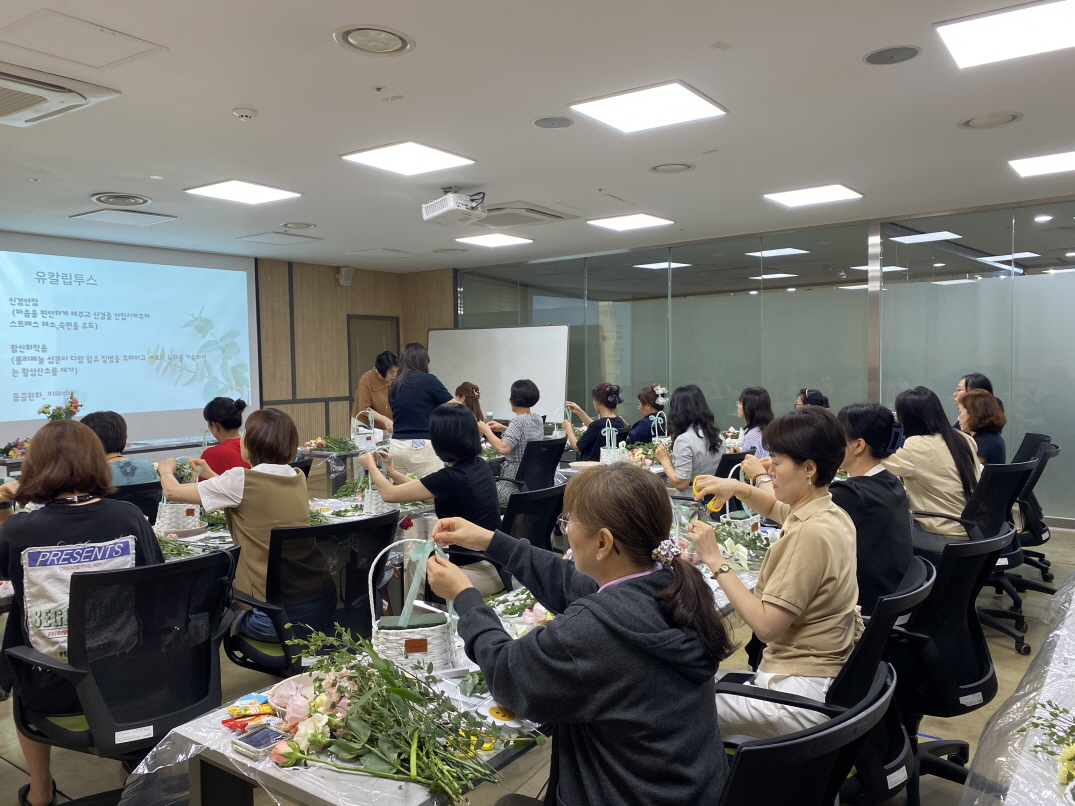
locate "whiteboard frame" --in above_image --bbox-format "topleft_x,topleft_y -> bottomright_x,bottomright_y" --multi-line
427,324 -> 571,421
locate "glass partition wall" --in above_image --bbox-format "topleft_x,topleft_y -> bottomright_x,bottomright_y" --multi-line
458,201 -> 1075,519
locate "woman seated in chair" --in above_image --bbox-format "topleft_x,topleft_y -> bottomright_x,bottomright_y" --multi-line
690,406 -> 858,740
478,379 -> 545,504
80,410 -> 157,486
426,462 -> 735,805
199,397 -> 250,476
883,386 -> 980,547
737,386 -> 774,458
563,383 -> 627,462
0,420 -> 163,806
157,408 -> 335,642
832,403 -> 913,615
626,383 -> 667,445
655,384 -> 725,491
358,403 -> 502,592
956,389 -> 1007,465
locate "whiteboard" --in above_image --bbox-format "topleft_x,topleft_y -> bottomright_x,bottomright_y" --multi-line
428,325 -> 570,422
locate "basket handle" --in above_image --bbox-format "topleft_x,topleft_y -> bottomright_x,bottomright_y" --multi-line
367,536 -> 451,629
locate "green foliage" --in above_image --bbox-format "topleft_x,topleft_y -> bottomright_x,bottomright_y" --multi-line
156,533 -> 197,560
146,307 -> 249,403
333,475 -> 371,498
459,670 -> 488,698
1021,700 -> 1075,756
201,510 -> 228,532
282,629 -> 544,802
309,510 -> 331,526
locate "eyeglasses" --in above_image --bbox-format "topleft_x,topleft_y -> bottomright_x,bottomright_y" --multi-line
557,512 -> 571,532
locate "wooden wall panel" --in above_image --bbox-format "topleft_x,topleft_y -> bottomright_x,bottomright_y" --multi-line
271,402 -> 324,444
328,400 -> 351,439
257,259 -> 293,401
401,269 -> 455,346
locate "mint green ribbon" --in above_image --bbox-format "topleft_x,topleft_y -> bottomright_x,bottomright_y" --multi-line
399,539 -> 456,628
602,421 -> 617,450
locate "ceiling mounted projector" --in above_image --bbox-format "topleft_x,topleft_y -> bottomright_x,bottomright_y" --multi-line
422,192 -> 487,226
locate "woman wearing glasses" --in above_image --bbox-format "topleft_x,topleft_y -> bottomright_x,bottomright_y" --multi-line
426,463 -> 734,806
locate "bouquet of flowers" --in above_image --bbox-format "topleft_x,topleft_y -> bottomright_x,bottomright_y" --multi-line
265,630 -> 544,804
625,442 -> 658,467
153,458 -> 197,483
480,441 -> 500,462
305,436 -> 357,453
2,437 -> 29,459
572,426 -> 585,441
38,395 -> 81,421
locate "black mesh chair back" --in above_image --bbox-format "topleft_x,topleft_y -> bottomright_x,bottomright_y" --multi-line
1018,442 -> 1059,545
8,550 -> 235,761
501,484 -> 566,553
1011,432 -> 1051,463
266,512 -> 399,637
289,457 -> 313,477
107,481 -> 162,525
828,557 -> 935,709
960,460 -> 1036,546
891,518 -> 1011,719
719,664 -> 895,806
503,438 -> 566,494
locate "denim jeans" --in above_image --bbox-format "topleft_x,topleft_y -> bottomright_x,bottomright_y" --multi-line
236,592 -> 337,643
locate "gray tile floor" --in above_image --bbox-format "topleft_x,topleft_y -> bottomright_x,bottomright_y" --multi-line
2,528 -> 1072,805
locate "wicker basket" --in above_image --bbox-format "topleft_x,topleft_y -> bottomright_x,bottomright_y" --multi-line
155,500 -> 203,531
369,538 -> 460,672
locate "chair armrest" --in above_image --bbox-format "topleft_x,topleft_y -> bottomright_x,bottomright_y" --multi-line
231,588 -> 284,614
714,681 -> 842,717
910,511 -> 982,538
5,646 -> 88,686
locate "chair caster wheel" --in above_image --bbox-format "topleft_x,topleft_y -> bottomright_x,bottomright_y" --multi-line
1016,642 -> 1032,655
1015,620 -> 1028,632
1042,572 -> 1055,582
946,754 -> 967,767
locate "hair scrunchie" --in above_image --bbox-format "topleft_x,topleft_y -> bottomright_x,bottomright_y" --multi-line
651,537 -> 681,566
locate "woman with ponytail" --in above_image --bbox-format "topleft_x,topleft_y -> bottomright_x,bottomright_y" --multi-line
690,406 -> 858,739
563,382 -> 627,462
884,386 -> 980,547
427,462 -> 732,806
200,396 -> 250,475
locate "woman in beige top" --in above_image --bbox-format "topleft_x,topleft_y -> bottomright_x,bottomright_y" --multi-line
690,406 -> 858,739
882,386 -> 980,546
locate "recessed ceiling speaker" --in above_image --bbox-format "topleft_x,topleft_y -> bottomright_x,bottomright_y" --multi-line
337,267 -> 354,287
533,116 -> 574,129
649,163 -> 695,174
282,222 -> 316,229
334,24 -> 415,56
958,112 -> 1024,130
863,46 -> 921,65
91,192 -> 151,206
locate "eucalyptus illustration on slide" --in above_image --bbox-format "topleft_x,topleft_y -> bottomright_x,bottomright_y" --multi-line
145,308 -> 249,402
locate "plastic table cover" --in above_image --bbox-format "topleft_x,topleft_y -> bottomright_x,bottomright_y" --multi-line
959,571 -> 1075,806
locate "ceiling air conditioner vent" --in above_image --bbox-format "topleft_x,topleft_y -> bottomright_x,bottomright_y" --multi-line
0,61 -> 119,127
471,201 -> 579,229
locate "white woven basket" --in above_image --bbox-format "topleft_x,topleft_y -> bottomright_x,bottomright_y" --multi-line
155,500 -> 203,531
369,538 -> 460,672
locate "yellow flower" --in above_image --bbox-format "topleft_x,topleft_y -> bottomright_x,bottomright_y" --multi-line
1057,743 -> 1075,784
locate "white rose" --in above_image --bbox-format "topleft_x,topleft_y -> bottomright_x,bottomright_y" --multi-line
293,712 -> 329,752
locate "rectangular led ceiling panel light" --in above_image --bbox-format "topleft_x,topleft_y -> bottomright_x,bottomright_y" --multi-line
933,278 -> 978,285
237,231 -> 322,245
763,184 -> 862,207
342,141 -> 474,176
587,213 -> 674,231
569,81 -> 726,133
889,231 -> 963,243
744,248 -> 810,257
747,273 -> 798,280
185,180 -> 300,204
634,262 -> 691,269
977,252 -> 1039,262
936,0 -> 1075,69
1009,149 -> 1075,177
1046,268 -> 1075,273
847,269 -> 907,277
455,233 -> 533,247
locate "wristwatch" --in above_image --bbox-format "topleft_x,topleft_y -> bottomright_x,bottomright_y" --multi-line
714,562 -> 733,576
752,474 -> 774,486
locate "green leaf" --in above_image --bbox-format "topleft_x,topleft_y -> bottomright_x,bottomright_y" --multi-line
203,378 -> 220,401
328,739 -> 365,760
220,330 -> 240,343
360,752 -> 396,773
181,320 -> 196,329
385,687 -> 423,703
344,717 -> 371,746
377,734 -> 400,761
201,358 -> 214,378
199,340 -> 221,353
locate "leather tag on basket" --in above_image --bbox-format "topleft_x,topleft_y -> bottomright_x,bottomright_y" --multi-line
404,638 -> 429,653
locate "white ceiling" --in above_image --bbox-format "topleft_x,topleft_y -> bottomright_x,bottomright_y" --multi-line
1,0 -> 1074,273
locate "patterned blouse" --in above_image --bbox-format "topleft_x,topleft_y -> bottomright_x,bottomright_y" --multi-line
495,413 -> 546,504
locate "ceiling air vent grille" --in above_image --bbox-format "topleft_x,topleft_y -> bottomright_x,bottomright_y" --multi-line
0,61 -> 118,127
470,201 -> 579,229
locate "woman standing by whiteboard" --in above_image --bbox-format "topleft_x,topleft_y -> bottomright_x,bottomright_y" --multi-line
387,342 -> 453,478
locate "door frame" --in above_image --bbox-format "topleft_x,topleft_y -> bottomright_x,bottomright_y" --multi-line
346,315 -> 401,402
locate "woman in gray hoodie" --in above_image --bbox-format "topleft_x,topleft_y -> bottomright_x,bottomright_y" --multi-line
428,462 -> 734,806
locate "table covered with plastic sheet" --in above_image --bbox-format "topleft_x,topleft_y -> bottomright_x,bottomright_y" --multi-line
960,571 -> 1075,806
